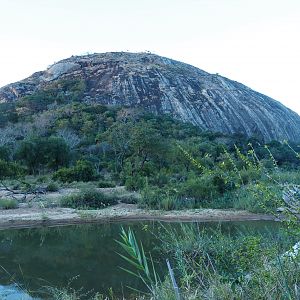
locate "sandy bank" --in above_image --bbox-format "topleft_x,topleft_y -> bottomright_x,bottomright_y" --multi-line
0,203 -> 275,230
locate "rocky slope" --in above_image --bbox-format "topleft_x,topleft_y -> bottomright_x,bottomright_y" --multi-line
1,52 -> 300,142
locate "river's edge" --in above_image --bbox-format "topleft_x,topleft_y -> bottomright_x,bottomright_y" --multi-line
0,203 -> 276,230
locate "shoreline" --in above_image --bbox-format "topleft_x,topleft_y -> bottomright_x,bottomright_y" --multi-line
0,204 -> 276,230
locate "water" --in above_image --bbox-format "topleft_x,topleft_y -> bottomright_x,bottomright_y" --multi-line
0,284 -> 40,300
0,221 -> 280,299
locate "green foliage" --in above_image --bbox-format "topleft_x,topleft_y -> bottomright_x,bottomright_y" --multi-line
0,94 -> 299,214
97,180 -> 116,188
16,136 -> 70,173
0,160 -> 24,179
53,160 -> 95,183
46,182 -> 60,192
17,79 -> 86,113
140,186 -> 166,209
176,172 -> 235,206
0,102 -> 18,126
116,224 -> 300,300
146,223 -> 299,299
232,183 -> 282,213
116,227 -> 160,296
140,185 -> 195,210
239,167 -> 261,185
0,146 -> 10,160
118,195 -> 139,204
60,189 -> 117,209
0,198 -> 18,209
178,175 -> 219,203
124,174 -> 147,191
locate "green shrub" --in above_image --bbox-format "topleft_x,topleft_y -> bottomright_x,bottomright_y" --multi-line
207,190 -> 236,209
0,198 -> 18,209
60,189 -> 117,209
36,176 -> 49,183
159,194 -> 180,210
140,185 -> 195,210
157,224 -> 288,293
233,183 -> 281,213
53,160 -> 95,183
0,160 -> 25,179
272,170 -> 300,185
149,170 -> 170,187
239,167 -> 261,185
119,195 -> 139,204
177,171 -> 238,206
0,146 -> 10,161
46,182 -> 59,192
178,175 -> 220,203
97,180 -> 116,188
125,175 -> 146,191
16,136 -> 71,173
140,186 -> 162,209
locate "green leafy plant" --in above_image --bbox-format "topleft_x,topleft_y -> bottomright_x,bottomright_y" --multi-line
53,160 -> 95,183
60,189 -> 117,209
0,198 -> 18,209
116,227 -> 160,295
97,180 -> 116,188
46,182 -> 59,192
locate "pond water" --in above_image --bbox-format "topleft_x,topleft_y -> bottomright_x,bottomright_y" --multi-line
0,220 -> 280,299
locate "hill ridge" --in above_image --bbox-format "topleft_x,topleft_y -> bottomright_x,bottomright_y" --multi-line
1,51 -> 300,142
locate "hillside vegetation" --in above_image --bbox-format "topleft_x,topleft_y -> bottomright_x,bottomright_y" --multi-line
0,79 -> 300,212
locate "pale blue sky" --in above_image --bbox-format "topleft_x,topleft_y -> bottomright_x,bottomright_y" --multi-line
0,0 -> 299,113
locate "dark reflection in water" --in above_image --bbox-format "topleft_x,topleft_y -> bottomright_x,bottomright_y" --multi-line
0,221 -> 280,298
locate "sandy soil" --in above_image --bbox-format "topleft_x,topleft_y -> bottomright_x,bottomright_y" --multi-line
0,203 -> 275,230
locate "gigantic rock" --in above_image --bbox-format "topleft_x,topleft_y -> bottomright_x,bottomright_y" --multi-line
1,52 -> 300,142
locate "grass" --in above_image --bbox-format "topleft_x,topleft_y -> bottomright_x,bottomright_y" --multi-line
117,224 -> 300,300
60,188 -> 118,209
65,181 -> 98,189
137,168 -> 293,213
97,180 -> 116,188
116,227 -> 161,296
0,198 -> 18,209
46,287 -> 108,300
118,194 -> 139,204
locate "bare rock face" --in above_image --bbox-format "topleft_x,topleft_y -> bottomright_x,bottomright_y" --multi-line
1,52 -> 300,142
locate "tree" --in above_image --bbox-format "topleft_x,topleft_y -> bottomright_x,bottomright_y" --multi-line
16,137 -> 70,174
57,128 -> 81,149
101,120 -> 133,172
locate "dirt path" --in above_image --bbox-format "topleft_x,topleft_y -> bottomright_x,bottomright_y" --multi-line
0,203 -> 275,229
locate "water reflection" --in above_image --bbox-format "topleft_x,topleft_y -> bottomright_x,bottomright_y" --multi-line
0,222 -> 161,298
0,284 -> 40,300
0,221 -> 279,298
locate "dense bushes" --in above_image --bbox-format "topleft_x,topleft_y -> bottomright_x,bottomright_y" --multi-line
16,136 -> 70,173
0,160 -> 24,179
17,79 -> 86,113
178,175 -> 221,202
46,182 -> 60,192
124,174 -> 147,191
149,224 -> 299,299
53,160 -> 95,183
140,185 -> 195,210
138,163 -> 283,211
0,146 -> 10,160
0,102 -> 18,126
60,189 -> 117,209
0,97 -> 299,213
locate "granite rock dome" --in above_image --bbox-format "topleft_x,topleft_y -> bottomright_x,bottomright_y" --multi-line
1,52 -> 300,142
